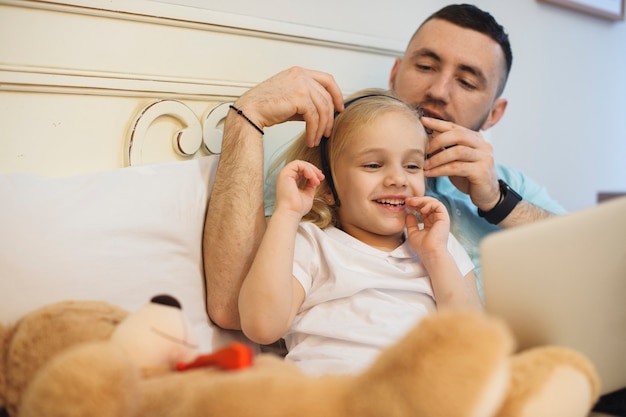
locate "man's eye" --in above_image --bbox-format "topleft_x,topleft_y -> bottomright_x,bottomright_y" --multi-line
459,78 -> 477,90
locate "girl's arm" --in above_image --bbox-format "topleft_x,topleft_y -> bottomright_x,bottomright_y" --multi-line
405,196 -> 482,311
239,160 -> 324,344
414,250 -> 482,311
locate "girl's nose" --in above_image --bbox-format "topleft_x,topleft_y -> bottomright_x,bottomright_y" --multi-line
384,166 -> 408,187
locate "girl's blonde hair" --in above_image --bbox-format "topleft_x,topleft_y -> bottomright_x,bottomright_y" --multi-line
268,88 -> 425,229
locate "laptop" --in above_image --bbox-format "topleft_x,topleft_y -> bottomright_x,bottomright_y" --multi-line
481,196 -> 626,395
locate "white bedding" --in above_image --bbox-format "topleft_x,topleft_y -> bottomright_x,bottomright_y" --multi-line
0,156 -> 250,351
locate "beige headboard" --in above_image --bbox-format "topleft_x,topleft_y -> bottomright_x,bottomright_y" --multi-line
0,0 -> 403,177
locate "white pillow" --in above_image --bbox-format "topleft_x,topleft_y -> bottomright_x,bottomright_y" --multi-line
0,156 -> 247,352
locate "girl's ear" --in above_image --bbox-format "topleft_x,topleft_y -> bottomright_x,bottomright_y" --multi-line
323,187 -> 336,206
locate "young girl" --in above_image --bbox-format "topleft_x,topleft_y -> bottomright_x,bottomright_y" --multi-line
239,89 -> 482,375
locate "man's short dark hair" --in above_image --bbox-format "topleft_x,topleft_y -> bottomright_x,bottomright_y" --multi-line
422,4 -> 513,94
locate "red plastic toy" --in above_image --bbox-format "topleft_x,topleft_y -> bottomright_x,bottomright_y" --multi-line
176,342 -> 254,372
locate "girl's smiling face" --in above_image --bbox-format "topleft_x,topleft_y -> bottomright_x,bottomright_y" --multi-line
333,109 -> 427,251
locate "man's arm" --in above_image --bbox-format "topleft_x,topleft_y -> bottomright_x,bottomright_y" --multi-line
203,67 -> 344,330
498,200 -> 555,227
204,111 -> 266,330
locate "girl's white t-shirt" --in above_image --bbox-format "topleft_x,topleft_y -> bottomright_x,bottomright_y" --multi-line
285,222 -> 474,375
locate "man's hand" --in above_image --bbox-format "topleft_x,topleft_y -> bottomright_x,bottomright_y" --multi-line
421,116 -> 501,212
233,67 -> 345,147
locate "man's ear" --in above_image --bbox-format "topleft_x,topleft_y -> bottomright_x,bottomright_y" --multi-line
481,97 -> 508,131
389,57 -> 402,90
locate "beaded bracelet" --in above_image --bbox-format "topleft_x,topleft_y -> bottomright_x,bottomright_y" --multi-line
229,105 -> 264,135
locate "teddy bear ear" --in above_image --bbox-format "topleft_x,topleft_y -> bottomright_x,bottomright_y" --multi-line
150,295 -> 181,309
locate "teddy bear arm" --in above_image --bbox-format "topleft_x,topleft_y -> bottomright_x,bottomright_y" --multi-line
137,359 -> 355,417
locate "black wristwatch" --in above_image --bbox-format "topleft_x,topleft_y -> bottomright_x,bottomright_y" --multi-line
477,179 -> 522,225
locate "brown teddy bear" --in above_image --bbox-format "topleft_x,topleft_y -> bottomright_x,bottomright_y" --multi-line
0,295 -> 600,417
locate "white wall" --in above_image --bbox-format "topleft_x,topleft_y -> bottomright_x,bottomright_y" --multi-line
2,0 -> 623,210
157,0 -> 626,211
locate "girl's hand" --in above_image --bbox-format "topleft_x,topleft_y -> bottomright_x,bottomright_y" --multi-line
404,196 -> 451,256
274,160 -> 324,218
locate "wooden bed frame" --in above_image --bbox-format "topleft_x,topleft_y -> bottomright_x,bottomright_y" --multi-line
0,0 -> 402,176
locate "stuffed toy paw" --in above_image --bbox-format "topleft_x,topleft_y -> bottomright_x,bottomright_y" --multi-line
1,297 -> 600,417
497,345 -> 600,417
0,300 -> 129,417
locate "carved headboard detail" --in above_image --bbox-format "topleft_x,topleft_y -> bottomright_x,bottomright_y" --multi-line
126,100 -> 230,166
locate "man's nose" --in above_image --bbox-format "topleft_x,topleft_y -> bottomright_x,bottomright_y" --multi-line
425,73 -> 452,102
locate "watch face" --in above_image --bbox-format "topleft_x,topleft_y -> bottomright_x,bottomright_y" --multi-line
501,180 -> 522,200
478,180 -> 522,224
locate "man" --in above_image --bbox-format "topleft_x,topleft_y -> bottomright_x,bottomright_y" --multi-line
203,4 -> 565,331
389,5 -> 566,287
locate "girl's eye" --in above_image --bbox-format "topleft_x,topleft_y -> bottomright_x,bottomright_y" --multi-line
406,164 -> 421,170
364,163 -> 381,169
